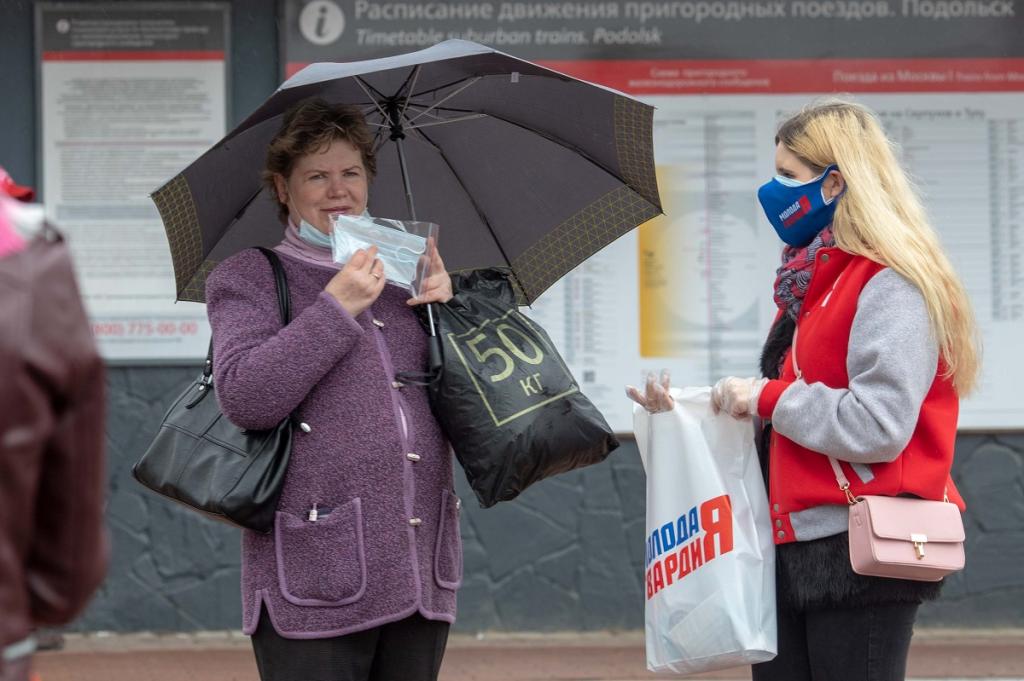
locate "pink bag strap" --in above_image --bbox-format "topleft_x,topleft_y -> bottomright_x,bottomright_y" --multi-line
793,327 -> 858,504
791,326 -> 803,381
827,457 -> 860,505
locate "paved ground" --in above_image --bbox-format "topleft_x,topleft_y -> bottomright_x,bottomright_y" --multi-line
30,629 -> 1024,681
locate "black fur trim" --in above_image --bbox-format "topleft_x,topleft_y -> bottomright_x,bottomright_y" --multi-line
775,532 -> 944,610
760,313 -> 795,380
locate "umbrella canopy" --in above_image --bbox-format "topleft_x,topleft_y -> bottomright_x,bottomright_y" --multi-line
153,40 -> 661,304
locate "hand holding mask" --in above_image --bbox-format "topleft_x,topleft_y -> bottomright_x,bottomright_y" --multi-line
331,215 -> 439,296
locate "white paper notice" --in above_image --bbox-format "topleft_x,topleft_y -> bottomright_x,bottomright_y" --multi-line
38,3 -> 227,362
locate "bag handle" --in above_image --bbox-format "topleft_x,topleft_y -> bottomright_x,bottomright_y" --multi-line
256,247 -> 291,325
828,457 -> 860,506
796,325 -> 951,505
196,247 -> 290,394
792,326 -> 859,503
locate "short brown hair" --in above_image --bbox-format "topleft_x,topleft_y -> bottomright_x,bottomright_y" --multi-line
263,98 -> 377,223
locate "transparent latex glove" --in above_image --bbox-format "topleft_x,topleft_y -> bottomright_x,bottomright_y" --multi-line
625,370 -> 675,414
711,376 -> 768,419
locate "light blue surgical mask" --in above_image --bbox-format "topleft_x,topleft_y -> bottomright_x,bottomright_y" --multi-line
332,214 -> 430,292
297,219 -> 333,249
295,210 -> 372,249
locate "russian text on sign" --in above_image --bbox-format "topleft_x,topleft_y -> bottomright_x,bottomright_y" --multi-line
355,1 -> 496,20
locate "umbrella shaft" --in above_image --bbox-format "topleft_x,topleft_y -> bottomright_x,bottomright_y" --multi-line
392,136 -> 437,338
394,137 -> 417,222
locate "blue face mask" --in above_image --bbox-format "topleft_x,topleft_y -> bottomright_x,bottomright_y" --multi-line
297,219 -> 333,249
757,165 -> 841,247
295,209 -> 372,250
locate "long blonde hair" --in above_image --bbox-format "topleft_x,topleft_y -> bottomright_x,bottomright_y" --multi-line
777,98 -> 980,395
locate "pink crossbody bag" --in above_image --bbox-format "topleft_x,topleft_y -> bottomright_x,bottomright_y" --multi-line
791,328 -> 966,582
828,458 -> 965,581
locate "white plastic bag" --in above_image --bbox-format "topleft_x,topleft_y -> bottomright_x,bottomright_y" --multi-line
634,386 -> 776,675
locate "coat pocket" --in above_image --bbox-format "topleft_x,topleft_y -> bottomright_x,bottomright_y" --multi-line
434,490 -> 463,590
275,498 -> 367,606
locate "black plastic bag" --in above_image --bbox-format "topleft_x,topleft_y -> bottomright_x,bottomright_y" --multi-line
424,269 -> 618,507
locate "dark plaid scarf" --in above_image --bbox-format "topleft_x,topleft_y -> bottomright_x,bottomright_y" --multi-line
773,226 -> 836,322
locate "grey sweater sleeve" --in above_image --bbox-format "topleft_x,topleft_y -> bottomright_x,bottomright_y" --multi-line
770,268 -> 939,463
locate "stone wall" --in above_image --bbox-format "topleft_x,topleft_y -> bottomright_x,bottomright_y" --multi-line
75,367 -> 1024,632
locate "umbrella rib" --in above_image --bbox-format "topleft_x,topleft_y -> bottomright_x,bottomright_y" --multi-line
392,106 -> 445,153
355,77 -> 390,121
414,125 -> 529,301
405,71 -> 550,103
406,77 -> 482,124
404,75 -> 479,101
406,114 -> 488,130
371,128 -> 389,155
355,75 -> 390,101
399,66 -> 422,118
400,105 -> 447,123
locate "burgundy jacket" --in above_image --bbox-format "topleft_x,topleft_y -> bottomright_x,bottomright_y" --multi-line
205,249 -> 461,639
0,230 -> 108,660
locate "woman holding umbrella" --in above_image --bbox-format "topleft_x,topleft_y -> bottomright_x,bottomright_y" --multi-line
630,98 -> 978,681
205,98 -> 460,681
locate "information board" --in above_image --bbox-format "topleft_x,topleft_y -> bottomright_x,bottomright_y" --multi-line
282,0 -> 1024,429
37,2 -> 229,362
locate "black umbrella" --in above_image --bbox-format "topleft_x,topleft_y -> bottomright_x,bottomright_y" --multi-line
153,39 -> 661,306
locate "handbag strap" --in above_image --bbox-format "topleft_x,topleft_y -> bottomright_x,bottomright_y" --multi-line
827,456 -> 860,506
830,454 -> 951,505
790,296 -> 950,503
201,247 -> 291,382
806,322 -> 951,506
791,325 -> 803,381
256,247 -> 292,325
794,324 -> 861,504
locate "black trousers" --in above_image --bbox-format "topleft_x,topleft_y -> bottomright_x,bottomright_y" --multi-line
251,607 -> 450,681
752,601 -> 918,681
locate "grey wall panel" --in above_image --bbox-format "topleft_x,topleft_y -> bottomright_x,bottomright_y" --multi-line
76,366 -> 1024,632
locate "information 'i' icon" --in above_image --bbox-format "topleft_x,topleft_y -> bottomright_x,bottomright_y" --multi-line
299,0 -> 345,46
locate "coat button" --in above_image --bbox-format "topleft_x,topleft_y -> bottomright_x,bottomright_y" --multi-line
775,519 -> 783,528
773,504 -> 780,513
409,518 -> 422,526
299,422 -> 311,433
821,253 -> 830,263
777,530 -> 786,539
372,318 -> 385,328
406,452 -> 421,462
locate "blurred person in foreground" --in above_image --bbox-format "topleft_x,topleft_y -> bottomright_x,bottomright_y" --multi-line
0,167 -> 108,681
630,99 -> 978,680
205,99 -> 459,681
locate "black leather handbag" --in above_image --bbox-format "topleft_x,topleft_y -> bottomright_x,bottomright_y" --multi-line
132,248 -> 293,533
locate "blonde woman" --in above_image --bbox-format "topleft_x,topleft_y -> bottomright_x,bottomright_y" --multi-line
632,99 -> 979,680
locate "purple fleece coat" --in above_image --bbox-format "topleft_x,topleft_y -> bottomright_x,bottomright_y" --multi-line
205,248 -> 462,638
